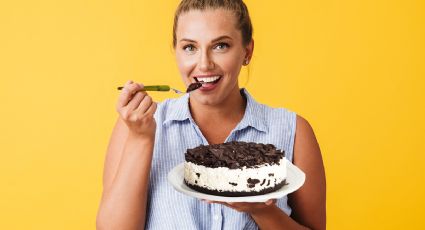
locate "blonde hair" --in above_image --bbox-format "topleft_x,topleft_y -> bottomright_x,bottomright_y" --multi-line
172,0 -> 253,47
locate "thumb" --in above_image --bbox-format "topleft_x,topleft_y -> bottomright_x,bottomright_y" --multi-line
265,199 -> 276,205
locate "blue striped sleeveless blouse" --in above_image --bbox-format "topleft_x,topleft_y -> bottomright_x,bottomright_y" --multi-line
146,88 -> 297,229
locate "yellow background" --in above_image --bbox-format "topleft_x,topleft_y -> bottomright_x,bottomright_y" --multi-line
1,0 -> 424,229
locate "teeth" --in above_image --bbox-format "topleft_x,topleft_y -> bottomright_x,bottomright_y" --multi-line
196,76 -> 221,83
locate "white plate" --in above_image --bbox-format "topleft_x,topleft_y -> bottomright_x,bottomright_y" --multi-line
167,159 -> 305,203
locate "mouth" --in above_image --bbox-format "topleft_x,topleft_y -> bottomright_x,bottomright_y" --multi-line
193,75 -> 222,85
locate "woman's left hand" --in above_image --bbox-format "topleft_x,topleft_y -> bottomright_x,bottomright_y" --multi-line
201,199 -> 276,215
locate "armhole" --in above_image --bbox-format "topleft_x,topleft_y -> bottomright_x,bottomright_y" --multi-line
287,111 -> 297,163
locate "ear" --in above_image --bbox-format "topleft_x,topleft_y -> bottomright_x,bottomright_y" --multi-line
243,39 -> 254,65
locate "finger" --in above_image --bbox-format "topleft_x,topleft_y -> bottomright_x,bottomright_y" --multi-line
116,82 -> 142,109
202,200 -> 225,205
215,201 -> 228,205
126,91 -> 146,111
204,199 -> 216,204
144,101 -> 157,116
211,201 -> 231,206
201,200 -> 213,204
228,202 -> 260,209
265,199 -> 277,205
124,80 -> 133,87
221,203 -> 235,208
135,94 -> 153,114
228,202 -> 247,206
118,80 -> 136,103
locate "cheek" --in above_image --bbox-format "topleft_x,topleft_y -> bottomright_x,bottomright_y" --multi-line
216,50 -> 244,73
177,54 -> 196,75
220,57 -> 242,76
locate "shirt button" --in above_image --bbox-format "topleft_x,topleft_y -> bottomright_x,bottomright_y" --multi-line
213,215 -> 220,220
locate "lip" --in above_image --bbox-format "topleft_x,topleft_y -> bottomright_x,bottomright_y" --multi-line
198,76 -> 222,92
192,74 -> 222,82
189,73 -> 223,92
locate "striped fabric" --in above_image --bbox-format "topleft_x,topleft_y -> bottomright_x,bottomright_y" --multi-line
145,88 -> 297,230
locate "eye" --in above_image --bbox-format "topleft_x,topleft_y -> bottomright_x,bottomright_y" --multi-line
214,42 -> 230,51
183,44 -> 196,53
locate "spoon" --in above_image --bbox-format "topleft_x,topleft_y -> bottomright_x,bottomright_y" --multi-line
117,85 -> 184,94
117,83 -> 203,94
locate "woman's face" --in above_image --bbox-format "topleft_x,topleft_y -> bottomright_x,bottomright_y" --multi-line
175,9 -> 253,106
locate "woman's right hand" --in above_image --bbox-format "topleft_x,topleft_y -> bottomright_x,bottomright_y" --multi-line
116,80 -> 157,139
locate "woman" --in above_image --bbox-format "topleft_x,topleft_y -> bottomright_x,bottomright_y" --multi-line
97,0 -> 326,229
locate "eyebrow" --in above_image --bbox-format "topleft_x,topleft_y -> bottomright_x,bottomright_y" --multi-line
179,35 -> 232,43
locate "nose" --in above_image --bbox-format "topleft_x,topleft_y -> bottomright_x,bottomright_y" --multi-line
198,49 -> 214,71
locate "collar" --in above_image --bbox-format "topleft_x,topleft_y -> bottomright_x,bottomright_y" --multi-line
162,88 -> 268,133
162,93 -> 191,124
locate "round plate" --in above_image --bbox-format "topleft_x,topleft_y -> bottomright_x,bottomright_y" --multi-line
167,159 -> 306,203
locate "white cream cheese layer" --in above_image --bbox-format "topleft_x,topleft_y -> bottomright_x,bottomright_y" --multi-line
184,158 -> 286,192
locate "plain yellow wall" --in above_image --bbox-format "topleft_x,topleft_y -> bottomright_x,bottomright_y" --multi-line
1,0 -> 424,229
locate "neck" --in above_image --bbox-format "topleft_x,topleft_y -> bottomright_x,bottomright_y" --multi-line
189,88 -> 247,126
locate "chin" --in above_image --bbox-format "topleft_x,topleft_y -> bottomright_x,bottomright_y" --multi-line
191,92 -> 224,106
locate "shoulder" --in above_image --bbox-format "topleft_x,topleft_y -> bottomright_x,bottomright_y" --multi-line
295,115 -> 315,139
255,101 -> 297,121
243,89 -> 296,121
294,115 -> 320,159
293,115 -> 324,182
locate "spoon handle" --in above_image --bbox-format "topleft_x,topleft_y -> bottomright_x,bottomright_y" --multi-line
117,85 -> 170,92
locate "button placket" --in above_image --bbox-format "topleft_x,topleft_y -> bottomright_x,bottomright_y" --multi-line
211,203 -> 223,230
189,119 -> 210,145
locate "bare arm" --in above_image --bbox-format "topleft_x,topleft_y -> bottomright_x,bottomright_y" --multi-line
288,115 -> 326,229
249,115 -> 326,229
97,81 -> 157,230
